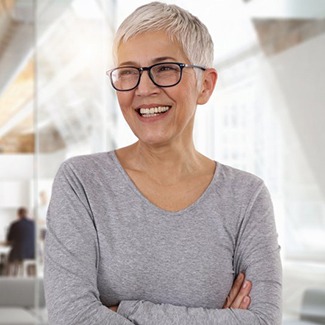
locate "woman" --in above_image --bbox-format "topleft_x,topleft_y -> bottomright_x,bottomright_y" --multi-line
44,2 -> 282,324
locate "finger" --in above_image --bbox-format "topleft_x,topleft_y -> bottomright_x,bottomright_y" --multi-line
231,280 -> 252,309
108,305 -> 118,312
239,296 -> 251,309
223,273 -> 245,308
223,295 -> 231,309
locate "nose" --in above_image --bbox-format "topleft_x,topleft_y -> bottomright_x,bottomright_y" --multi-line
135,70 -> 159,96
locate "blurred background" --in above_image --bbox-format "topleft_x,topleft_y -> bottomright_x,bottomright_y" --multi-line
0,0 -> 324,324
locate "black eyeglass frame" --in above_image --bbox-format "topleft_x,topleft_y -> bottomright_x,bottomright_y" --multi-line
106,62 -> 206,92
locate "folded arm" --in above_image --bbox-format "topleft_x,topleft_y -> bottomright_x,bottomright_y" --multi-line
112,184 -> 282,325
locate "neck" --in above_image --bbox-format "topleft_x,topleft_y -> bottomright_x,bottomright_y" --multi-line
138,141 -> 199,172
117,139 -> 207,183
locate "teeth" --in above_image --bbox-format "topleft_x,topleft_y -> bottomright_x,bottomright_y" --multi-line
139,106 -> 170,116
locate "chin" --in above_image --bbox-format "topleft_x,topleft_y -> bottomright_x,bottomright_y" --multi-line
137,135 -> 172,147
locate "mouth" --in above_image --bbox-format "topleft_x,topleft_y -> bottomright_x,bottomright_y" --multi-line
136,106 -> 171,118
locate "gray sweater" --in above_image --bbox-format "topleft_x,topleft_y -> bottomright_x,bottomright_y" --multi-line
44,151 -> 282,324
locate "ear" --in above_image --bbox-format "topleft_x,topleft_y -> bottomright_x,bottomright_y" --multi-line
197,68 -> 218,105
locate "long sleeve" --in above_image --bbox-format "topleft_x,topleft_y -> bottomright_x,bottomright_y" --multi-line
44,161 -> 133,325
116,183 -> 282,325
118,300 -> 268,324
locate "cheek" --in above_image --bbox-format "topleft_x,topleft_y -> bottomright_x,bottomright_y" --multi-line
117,93 -> 132,112
175,89 -> 199,110
175,79 -> 200,104
168,83 -> 196,103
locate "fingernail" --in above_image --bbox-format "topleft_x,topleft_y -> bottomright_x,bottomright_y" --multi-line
243,280 -> 249,288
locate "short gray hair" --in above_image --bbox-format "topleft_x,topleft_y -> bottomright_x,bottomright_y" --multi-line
113,1 -> 214,68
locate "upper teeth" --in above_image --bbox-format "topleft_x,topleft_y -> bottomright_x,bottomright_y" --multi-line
139,106 -> 170,115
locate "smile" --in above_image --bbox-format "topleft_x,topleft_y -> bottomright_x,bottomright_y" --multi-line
137,106 -> 171,118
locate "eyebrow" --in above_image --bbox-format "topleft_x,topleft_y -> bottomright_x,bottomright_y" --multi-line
119,56 -> 178,67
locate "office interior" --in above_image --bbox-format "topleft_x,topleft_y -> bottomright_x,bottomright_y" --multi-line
0,0 -> 324,324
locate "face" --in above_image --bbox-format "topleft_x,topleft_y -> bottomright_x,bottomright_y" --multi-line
116,31 -> 214,147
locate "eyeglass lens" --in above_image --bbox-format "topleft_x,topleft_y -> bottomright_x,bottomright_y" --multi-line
111,63 -> 182,91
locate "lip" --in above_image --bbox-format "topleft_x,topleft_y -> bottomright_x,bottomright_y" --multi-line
135,103 -> 171,110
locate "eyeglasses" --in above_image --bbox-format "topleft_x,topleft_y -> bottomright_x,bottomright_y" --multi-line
106,62 -> 206,92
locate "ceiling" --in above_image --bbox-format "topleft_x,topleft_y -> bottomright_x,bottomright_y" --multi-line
0,0 -> 324,153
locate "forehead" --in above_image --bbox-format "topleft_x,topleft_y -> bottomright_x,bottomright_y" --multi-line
117,31 -> 188,65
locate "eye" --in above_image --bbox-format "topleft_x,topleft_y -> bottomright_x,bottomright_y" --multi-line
156,64 -> 179,73
117,68 -> 138,77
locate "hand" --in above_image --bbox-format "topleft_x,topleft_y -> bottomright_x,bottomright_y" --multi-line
223,272 -> 252,309
108,305 -> 119,312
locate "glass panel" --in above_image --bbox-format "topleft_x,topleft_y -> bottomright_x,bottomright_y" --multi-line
0,0 -> 36,274
0,0 -> 40,324
35,0 -> 116,266
0,0 -> 116,323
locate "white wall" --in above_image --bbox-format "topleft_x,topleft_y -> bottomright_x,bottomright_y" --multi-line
0,181 -> 31,207
0,154 -> 34,241
269,33 -> 325,198
37,149 -> 66,179
0,154 -> 33,179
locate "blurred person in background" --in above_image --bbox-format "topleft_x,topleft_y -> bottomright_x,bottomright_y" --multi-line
38,190 -> 49,264
44,2 -> 282,324
6,207 -> 35,276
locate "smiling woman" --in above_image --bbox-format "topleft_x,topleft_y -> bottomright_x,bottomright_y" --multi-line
112,30 -> 214,149
44,2 -> 282,325
1,0 -> 324,324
